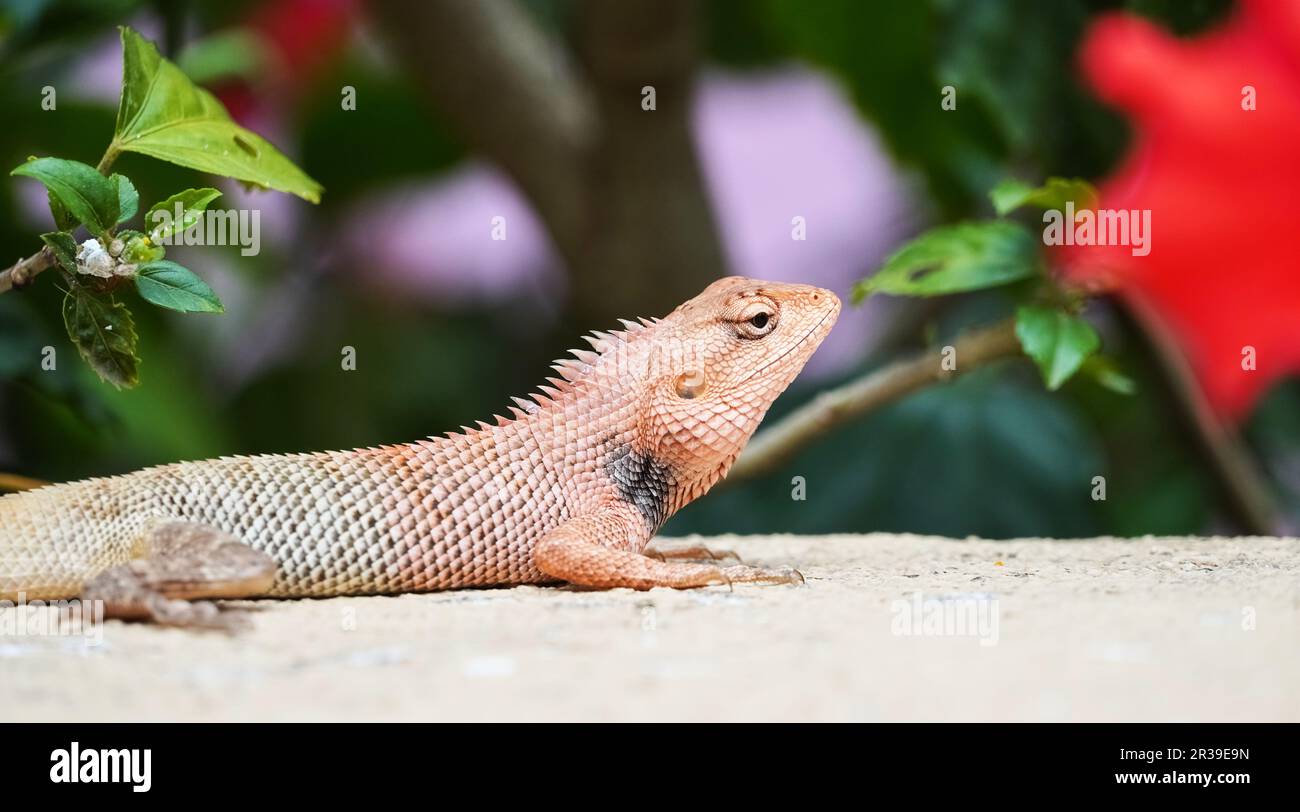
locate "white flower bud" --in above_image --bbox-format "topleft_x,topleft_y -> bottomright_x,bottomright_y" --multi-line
76,239 -> 115,278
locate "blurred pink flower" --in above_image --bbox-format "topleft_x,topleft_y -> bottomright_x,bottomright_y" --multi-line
344,163 -> 566,305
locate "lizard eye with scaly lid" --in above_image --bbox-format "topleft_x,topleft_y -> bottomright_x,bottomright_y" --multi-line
729,297 -> 779,339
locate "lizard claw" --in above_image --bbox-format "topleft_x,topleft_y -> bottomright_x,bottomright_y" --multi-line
697,566 -> 733,592
719,564 -> 805,587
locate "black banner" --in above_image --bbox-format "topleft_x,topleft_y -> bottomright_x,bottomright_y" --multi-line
9,723 -> 1288,799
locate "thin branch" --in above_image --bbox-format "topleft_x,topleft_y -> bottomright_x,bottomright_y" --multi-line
0,472 -> 50,492
728,317 -> 1023,481
1128,303 -> 1280,535
0,248 -> 56,295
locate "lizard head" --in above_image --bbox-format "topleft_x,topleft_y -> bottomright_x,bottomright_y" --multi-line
642,276 -> 840,498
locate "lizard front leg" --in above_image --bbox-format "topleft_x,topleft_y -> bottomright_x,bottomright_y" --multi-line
81,519 -> 276,629
534,507 -> 800,590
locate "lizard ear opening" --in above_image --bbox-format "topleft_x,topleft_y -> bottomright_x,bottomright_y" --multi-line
674,368 -> 707,399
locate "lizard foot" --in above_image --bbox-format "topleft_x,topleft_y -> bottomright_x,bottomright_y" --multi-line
81,520 -> 276,630
535,512 -> 803,591
719,564 -> 806,586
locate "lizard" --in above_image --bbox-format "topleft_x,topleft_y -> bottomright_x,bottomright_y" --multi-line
0,276 -> 839,627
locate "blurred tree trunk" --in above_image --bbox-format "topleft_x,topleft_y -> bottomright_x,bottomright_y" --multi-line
371,0 -> 726,328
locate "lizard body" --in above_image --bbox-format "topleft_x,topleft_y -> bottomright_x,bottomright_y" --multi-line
0,277 -> 839,624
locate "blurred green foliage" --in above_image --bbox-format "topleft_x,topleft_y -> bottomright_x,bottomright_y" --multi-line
678,362 -> 1108,538
752,0 -> 1127,216
677,0 -> 1279,537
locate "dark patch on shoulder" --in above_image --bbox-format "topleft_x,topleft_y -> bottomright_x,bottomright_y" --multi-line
605,444 -> 672,531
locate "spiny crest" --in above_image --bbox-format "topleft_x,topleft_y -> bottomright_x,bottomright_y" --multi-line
549,317 -> 661,385
436,316 -> 663,443
511,396 -> 539,415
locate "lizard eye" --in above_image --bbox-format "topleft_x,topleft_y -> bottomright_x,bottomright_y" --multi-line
733,304 -> 778,339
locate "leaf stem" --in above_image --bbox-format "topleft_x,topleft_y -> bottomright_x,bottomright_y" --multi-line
96,144 -> 120,174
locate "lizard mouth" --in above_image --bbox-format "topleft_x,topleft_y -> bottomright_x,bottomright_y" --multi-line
739,305 -> 837,384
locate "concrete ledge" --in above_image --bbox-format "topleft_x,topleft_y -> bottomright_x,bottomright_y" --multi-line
4,534 -> 1297,721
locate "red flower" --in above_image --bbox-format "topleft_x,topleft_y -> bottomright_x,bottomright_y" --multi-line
216,0 -> 357,122
1061,0 -> 1300,422
248,0 -> 356,93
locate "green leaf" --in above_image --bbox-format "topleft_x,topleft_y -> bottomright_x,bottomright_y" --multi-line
11,157 -> 119,234
62,288 -> 140,388
112,27 -> 322,203
1080,355 -> 1137,395
145,187 -> 222,242
39,232 -> 78,273
853,221 -> 1041,302
989,179 -> 1035,216
1015,305 -> 1101,390
113,174 -> 139,223
48,192 -> 77,232
991,177 -> 1097,216
134,260 -> 224,313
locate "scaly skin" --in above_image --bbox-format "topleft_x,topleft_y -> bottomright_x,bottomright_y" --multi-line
0,277 -> 839,621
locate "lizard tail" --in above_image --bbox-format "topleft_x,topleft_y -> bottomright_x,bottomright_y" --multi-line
0,481 -> 143,601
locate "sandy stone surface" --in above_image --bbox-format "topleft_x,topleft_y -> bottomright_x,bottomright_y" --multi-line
4,534 -> 1297,722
